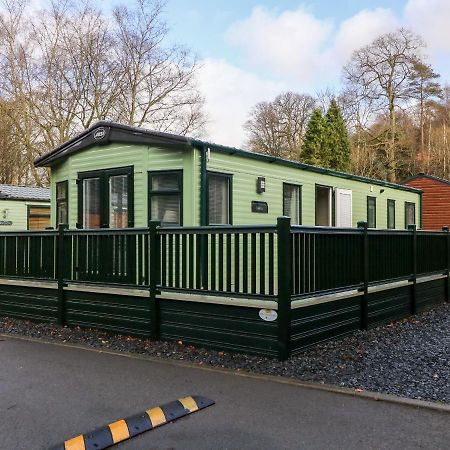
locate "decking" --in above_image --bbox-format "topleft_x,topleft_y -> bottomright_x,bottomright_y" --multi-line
0,218 -> 448,359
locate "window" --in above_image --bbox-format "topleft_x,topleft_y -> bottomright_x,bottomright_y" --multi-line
56,181 -> 68,226
28,206 -> 50,230
78,166 -> 133,228
405,202 -> 416,228
148,171 -> 182,226
367,196 -> 376,228
387,199 -> 395,229
109,175 -> 129,228
208,172 -> 231,225
283,183 -> 301,225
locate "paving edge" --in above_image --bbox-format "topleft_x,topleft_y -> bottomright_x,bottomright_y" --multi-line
2,332 -> 450,414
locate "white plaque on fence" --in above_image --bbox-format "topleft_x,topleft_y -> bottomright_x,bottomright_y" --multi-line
259,309 -> 277,321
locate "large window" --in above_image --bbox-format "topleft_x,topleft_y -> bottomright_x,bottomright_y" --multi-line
405,202 -> 416,228
56,181 -> 68,226
387,199 -> 395,229
148,171 -> 182,226
283,183 -> 301,225
367,196 -> 376,228
78,166 -> 133,229
28,206 -> 50,230
208,172 -> 232,225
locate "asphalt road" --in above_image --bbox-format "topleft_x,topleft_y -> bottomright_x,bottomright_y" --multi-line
0,336 -> 449,450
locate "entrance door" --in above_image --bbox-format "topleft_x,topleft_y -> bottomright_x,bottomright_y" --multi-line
335,189 -> 352,227
315,186 -> 332,226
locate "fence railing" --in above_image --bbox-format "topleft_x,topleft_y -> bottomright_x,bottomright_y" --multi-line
0,220 -> 449,299
159,225 -> 277,297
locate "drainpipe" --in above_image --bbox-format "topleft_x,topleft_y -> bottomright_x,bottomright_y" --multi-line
192,140 -> 208,288
196,141 -> 208,226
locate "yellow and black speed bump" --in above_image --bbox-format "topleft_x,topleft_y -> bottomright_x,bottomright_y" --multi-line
49,395 -> 214,450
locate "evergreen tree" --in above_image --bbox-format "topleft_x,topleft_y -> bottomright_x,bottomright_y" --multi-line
301,109 -> 327,166
324,100 -> 351,171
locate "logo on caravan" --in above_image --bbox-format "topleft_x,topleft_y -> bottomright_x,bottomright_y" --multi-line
93,127 -> 106,140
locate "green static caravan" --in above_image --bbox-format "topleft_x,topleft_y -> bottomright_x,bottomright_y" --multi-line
0,185 -> 50,230
35,122 -> 421,230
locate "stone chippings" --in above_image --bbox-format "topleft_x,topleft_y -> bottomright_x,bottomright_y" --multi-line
0,303 -> 449,404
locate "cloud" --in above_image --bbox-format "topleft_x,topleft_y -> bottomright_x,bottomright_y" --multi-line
226,6 -> 400,87
197,58 -> 285,147
332,8 -> 398,62
227,6 -> 333,85
404,0 -> 450,54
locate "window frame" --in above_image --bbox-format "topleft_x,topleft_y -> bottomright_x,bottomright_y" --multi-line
148,170 -> 183,226
315,184 -> 333,227
283,182 -> 302,225
27,204 -> 51,230
387,199 -> 395,229
56,180 -> 69,227
405,201 -> 416,228
207,171 -> 233,225
77,166 -> 134,229
367,196 -> 377,228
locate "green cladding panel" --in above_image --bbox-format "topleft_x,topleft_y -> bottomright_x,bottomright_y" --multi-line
206,151 -> 420,229
51,143 -> 201,228
50,141 -> 419,229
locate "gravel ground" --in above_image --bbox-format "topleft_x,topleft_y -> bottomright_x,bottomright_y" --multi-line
1,303 -> 449,404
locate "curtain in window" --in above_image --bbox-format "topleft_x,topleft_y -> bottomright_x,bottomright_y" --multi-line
406,203 -> 415,226
109,175 -> 128,228
367,198 -> 376,228
83,178 -> 101,228
387,200 -> 395,229
149,173 -> 181,226
208,175 -> 229,224
56,182 -> 68,225
151,195 -> 180,225
283,185 -> 300,224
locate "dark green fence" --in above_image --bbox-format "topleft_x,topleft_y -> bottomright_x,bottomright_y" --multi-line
159,225 -> 277,297
0,219 -> 448,359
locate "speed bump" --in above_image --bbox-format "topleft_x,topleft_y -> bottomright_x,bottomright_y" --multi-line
49,395 -> 214,450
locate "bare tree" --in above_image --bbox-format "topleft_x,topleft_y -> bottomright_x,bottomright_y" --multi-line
112,0 -> 205,134
0,0 -> 206,185
343,28 -> 425,182
245,91 -> 316,160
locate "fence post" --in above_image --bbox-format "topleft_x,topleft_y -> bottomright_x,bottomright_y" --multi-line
149,220 -> 161,340
277,216 -> 292,361
443,226 -> 449,303
56,224 -> 68,326
408,224 -> 417,315
357,221 -> 369,330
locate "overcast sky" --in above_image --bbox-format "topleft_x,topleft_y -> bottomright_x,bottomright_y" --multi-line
159,0 -> 450,147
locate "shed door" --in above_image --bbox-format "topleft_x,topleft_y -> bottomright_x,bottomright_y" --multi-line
335,189 -> 352,227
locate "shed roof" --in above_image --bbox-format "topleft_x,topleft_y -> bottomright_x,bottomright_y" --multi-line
0,184 -> 50,202
401,173 -> 450,187
34,121 -> 421,194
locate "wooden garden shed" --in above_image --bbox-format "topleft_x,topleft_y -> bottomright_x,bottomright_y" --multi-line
0,184 -> 50,230
34,121 -> 421,230
402,173 -> 450,231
